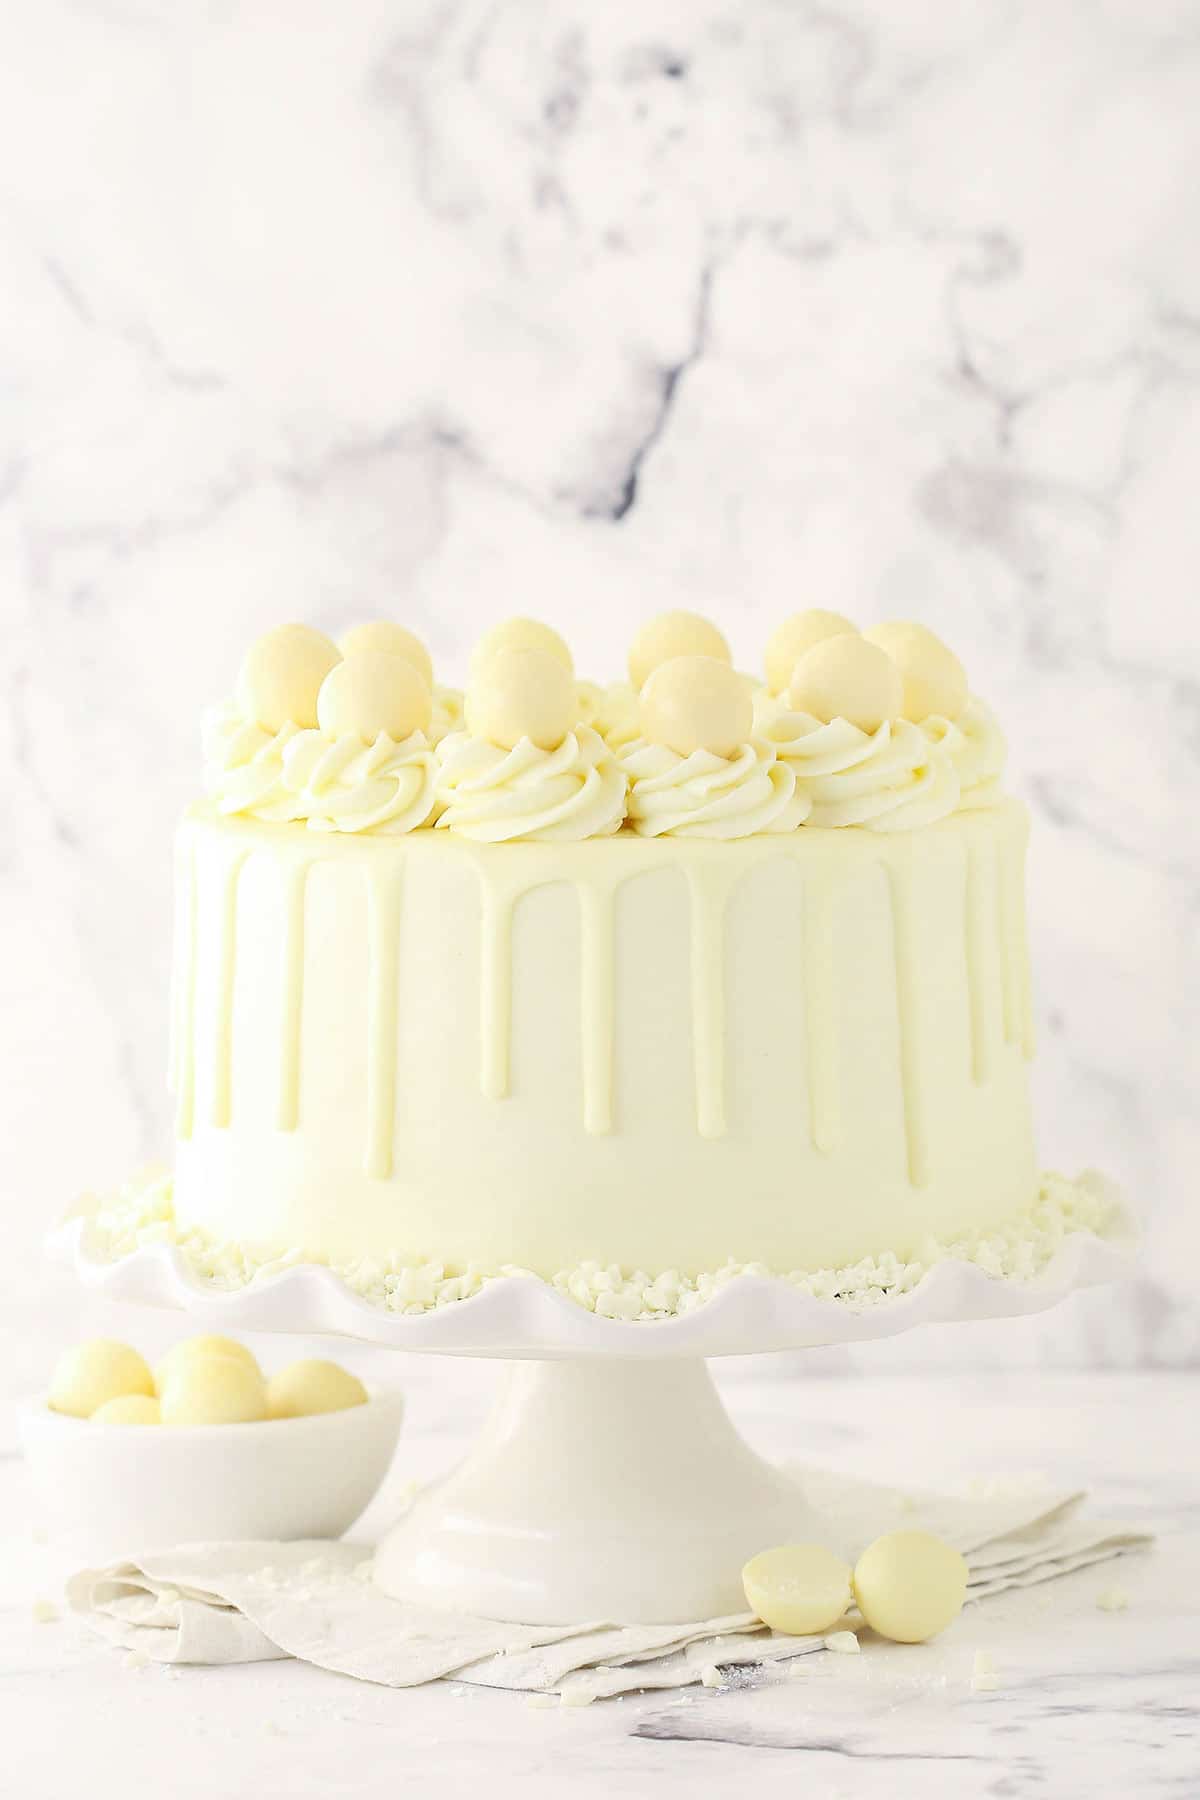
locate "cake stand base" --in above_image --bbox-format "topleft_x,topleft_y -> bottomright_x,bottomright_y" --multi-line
372,1358 -> 811,1625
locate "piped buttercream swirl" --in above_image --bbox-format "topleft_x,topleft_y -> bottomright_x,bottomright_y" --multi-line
435,725 -> 627,842
203,701 -> 438,835
622,738 -> 809,839
760,697 -> 1005,831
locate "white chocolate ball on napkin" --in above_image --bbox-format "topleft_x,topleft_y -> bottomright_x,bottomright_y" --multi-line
317,651 -> 432,743
852,1529 -> 968,1642
742,1543 -> 853,1636
92,1394 -> 161,1425
160,1355 -> 268,1426
266,1359 -> 368,1419
466,647 -> 577,751
640,655 -> 752,758
236,624 -> 341,731
471,617 -> 574,679
787,635 -> 903,733
628,611 -> 731,693
340,621 -> 434,692
48,1340 -> 155,1419
862,622 -> 967,723
764,610 -> 858,696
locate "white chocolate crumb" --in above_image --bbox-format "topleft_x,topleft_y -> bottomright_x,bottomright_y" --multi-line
124,1650 -> 150,1671
973,1651 -> 996,1675
558,1685 -> 595,1708
971,1650 -> 1000,1692
700,1665 -> 724,1688
32,1600 -> 59,1625
525,1693 -> 557,1710
31,1526 -> 48,1546
824,1631 -> 860,1655
77,1169 -> 1122,1322
1097,1586 -> 1130,1612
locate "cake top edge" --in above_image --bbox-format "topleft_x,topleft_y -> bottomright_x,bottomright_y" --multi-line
202,611 -> 1007,844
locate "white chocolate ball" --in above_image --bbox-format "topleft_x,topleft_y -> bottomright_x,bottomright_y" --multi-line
465,647 -> 577,751
764,610 -> 858,696
48,1340 -> 155,1420
742,1543 -> 854,1636
640,655 -> 753,758
862,621 -> 968,723
160,1355 -> 268,1426
628,611 -> 731,693
339,621 -> 434,692
317,651 -> 432,743
470,617 -> 574,680
852,1530 -> 968,1643
92,1394 -> 161,1426
787,635 -> 903,732
236,624 -> 341,732
266,1359 -> 368,1419
154,1335 -> 261,1398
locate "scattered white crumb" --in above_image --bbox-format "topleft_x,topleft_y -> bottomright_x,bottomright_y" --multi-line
1097,1586 -> 1130,1613
32,1600 -> 59,1625
825,1631 -> 860,1655
123,1650 -> 150,1671
971,1650 -> 1001,1692
700,1665 -> 724,1688
973,1651 -> 996,1676
78,1169 -> 1122,1321
525,1693 -> 557,1710
558,1685 -> 595,1708
31,1526 -> 48,1546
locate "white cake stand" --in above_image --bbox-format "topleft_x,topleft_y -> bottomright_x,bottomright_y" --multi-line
50,1185 -> 1135,1625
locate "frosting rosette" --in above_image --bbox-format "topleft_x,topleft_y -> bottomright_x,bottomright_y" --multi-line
434,724 -> 628,842
621,738 -> 809,839
202,701 -> 438,835
578,680 -> 641,750
760,697 -> 1005,831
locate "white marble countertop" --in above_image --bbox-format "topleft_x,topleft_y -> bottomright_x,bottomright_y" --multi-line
1,1364 -> 1193,1797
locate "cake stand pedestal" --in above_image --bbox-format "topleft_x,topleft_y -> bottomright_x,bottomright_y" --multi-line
51,1182 -> 1134,1624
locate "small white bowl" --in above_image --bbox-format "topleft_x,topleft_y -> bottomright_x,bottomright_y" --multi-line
18,1388 -> 404,1556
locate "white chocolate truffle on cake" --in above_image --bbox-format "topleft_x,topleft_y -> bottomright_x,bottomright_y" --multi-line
862,622 -> 968,723
236,624 -> 341,732
742,1543 -> 854,1636
160,1354 -> 268,1426
154,1334 -> 261,1397
339,621 -> 434,693
317,651 -> 432,743
266,1359 -> 368,1419
92,1394 -> 161,1426
787,635 -> 903,733
628,611 -> 731,693
640,655 -> 753,758
470,617 -> 574,679
852,1530 -> 968,1643
465,646 -> 577,751
764,610 -> 858,696
48,1340 -> 155,1419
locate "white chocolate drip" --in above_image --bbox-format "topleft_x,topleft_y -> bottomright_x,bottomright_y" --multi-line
172,807 -> 1033,1189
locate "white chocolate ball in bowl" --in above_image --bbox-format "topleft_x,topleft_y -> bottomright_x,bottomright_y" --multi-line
267,1359 -> 369,1420
317,651 -> 432,743
742,1543 -> 853,1636
160,1354 -> 268,1426
862,622 -> 968,723
236,624 -> 341,731
640,656 -> 753,758
764,610 -> 858,696
466,647 -> 577,751
154,1334 -> 261,1396
852,1529 -> 968,1643
787,635 -> 903,733
92,1394 -> 161,1426
48,1340 -> 155,1420
628,611 -> 731,693
340,621 -> 434,692
470,617 -> 574,679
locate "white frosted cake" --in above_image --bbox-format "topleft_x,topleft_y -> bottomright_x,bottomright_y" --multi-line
158,608 -> 1046,1283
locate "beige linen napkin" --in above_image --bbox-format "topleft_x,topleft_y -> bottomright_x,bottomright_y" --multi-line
67,1468 -> 1151,1702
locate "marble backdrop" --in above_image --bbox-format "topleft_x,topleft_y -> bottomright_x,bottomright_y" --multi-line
1,0 -> 1196,1391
